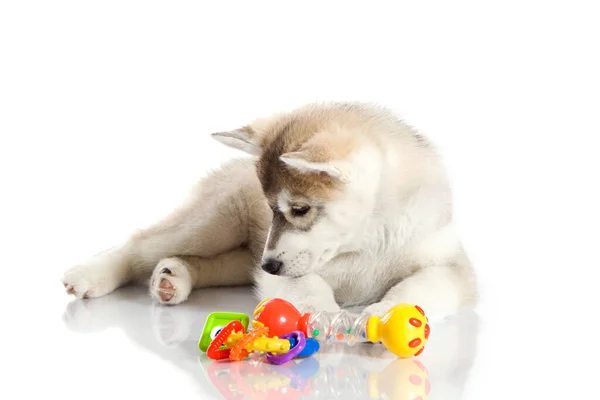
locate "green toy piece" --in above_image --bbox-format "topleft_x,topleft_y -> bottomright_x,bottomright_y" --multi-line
198,312 -> 250,352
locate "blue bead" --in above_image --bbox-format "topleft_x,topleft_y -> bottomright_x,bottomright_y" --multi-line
297,338 -> 320,357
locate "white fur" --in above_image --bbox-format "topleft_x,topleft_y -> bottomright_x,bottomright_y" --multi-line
63,247 -> 129,299
62,102 -> 477,323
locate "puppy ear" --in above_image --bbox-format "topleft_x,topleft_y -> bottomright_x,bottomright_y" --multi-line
280,151 -> 349,181
211,126 -> 260,156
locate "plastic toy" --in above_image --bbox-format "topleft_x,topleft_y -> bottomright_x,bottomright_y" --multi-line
251,297 -> 311,337
199,297 -> 430,363
204,317 -> 320,364
253,298 -> 430,358
198,312 -> 250,352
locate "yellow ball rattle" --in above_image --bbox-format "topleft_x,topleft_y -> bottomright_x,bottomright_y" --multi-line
365,304 -> 430,358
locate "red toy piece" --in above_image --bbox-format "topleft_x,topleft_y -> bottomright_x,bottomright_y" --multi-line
207,320 -> 245,360
253,298 -> 311,337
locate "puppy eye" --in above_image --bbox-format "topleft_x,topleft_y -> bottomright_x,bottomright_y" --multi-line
291,205 -> 310,217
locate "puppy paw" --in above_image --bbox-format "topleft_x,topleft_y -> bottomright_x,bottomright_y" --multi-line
62,248 -> 127,299
149,258 -> 192,305
62,263 -> 118,299
361,301 -> 396,317
295,297 -> 341,314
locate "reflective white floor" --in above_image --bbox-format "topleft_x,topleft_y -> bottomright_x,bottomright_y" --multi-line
56,286 -> 480,400
3,2 -> 599,398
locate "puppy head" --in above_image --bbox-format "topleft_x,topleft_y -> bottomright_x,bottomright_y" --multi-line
211,105 -> 382,277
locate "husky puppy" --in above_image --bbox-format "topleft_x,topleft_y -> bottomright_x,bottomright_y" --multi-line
62,102 -> 477,322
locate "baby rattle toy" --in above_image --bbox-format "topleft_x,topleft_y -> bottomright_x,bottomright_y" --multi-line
198,309 -> 320,365
199,298 -> 430,364
252,298 -> 430,358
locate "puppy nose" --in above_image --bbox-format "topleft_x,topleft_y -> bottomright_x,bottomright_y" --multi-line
261,259 -> 283,275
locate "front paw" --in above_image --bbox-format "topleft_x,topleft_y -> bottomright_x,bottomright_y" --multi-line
361,301 -> 396,317
294,297 -> 341,314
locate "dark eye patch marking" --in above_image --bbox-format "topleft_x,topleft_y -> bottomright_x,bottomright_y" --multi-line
266,210 -> 291,250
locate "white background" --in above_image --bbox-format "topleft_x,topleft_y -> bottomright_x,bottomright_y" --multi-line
1,1 -> 599,399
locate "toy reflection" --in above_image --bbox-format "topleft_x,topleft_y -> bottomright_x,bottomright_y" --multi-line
367,357 -> 431,400
199,351 -> 431,400
204,355 -> 320,399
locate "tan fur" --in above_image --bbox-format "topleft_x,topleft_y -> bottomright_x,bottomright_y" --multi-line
256,129 -> 341,201
251,102 -> 423,201
214,118 -> 345,201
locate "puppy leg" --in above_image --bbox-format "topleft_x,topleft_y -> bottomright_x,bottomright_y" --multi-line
149,248 -> 255,305
364,226 -> 478,321
254,271 -> 341,313
62,158 -> 270,299
362,263 -> 477,323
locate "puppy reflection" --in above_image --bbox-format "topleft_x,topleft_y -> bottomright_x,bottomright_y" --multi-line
62,286 -> 256,370
62,286 -> 196,347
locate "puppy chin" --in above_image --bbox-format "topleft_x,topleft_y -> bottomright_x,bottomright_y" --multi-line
280,268 -> 308,278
